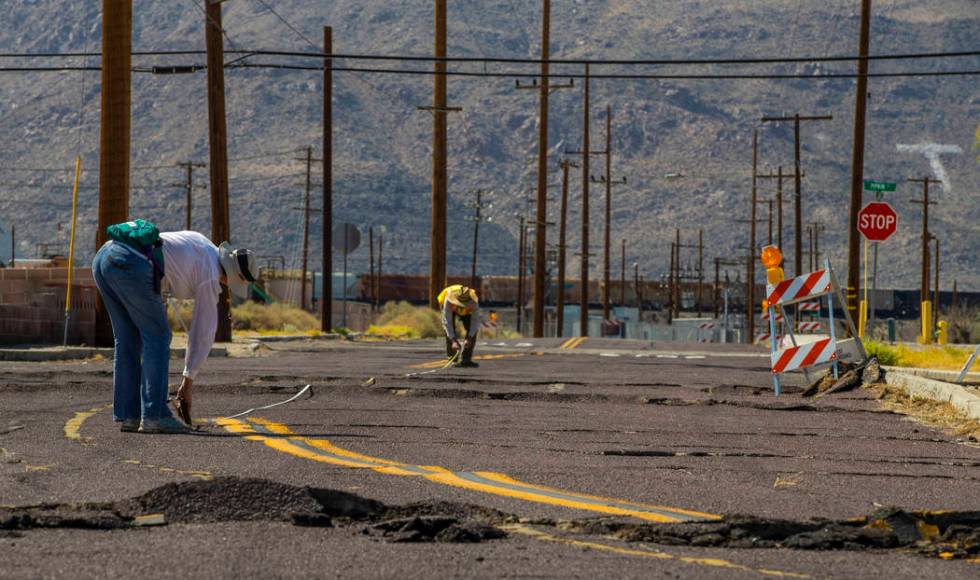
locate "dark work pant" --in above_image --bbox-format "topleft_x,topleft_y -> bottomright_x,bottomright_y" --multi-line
444,314 -> 476,362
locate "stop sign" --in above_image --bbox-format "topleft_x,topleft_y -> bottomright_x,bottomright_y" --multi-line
858,202 -> 898,241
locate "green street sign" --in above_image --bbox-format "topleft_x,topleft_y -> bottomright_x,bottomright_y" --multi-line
863,180 -> 896,192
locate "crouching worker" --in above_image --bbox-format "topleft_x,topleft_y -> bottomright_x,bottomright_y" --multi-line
92,219 -> 255,433
437,284 -> 480,368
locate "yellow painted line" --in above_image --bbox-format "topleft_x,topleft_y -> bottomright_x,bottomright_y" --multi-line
558,337 -> 578,349
64,403 -> 112,443
500,524 -> 809,578
474,471 -> 716,521
560,336 -> 587,350
221,417 -> 717,523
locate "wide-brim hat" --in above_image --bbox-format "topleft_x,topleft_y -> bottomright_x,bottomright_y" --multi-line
447,286 -> 478,308
218,242 -> 257,299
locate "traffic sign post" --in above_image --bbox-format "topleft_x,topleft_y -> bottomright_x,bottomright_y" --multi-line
857,202 -> 897,242
857,202 -> 897,337
333,223 -> 361,329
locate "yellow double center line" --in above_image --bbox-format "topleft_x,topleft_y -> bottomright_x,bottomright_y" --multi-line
218,416 -> 717,524
559,337 -> 588,350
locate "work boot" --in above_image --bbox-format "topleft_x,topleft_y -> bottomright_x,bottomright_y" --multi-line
140,417 -> 191,434
119,419 -> 140,433
458,360 -> 480,368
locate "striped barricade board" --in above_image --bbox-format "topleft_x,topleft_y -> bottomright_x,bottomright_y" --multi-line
761,312 -> 784,322
771,338 -> 837,374
763,263 -> 850,396
766,270 -> 832,307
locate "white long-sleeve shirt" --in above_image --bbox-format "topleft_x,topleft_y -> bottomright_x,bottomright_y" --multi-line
160,231 -> 222,380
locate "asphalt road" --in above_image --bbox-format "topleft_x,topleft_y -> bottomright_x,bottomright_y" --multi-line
1,337 -> 978,579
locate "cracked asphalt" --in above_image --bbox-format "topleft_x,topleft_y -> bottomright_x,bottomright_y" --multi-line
1,337 -> 979,579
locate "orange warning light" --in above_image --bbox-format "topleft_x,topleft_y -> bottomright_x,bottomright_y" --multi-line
760,245 -> 783,269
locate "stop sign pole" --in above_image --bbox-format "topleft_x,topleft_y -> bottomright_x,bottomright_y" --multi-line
857,200 -> 898,338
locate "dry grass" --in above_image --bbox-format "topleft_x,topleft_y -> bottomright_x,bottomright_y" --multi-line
367,302 -> 444,339
866,382 -> 980,440
166,300 -> 320,333
865,341 -> 972,371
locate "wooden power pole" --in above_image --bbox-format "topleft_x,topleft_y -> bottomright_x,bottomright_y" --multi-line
531,0 -> 551,338
422,0 -> 461,309
846,0 -> 873,330
590,106 -> 626,322
205,0 -> 232,342
910,176 -> 940,336
96,0 -> 132,346
556,159 -> 574,337
297,146 -> 314,311
176,161 -> 205,230
761,114 -> 832,278
747,129 -> 758,343
322,26 -> 333,332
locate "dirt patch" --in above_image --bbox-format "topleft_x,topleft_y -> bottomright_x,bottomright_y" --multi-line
866,381 -> 980,441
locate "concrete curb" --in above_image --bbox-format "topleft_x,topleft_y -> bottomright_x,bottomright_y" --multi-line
884,370 -> 980,421
0,346 -> 228,362
882,365 -> 980,384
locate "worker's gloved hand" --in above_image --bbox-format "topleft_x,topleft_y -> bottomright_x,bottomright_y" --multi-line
175,376 -> 193,426
451,339 -> 461,353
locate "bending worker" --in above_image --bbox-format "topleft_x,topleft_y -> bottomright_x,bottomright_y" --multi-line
438,284 -> 480,368
92,219 -> 256,434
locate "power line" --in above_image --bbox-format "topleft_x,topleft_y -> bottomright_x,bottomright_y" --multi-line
7,62 -> 966,79
1,48 -> 977,65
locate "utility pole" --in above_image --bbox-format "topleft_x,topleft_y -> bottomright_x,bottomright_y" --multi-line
175,161 -> 205,230
205,0 -> 232,342
515,0 -> 572,336
697,229 -> 704,317
933,235 -> 940,331
669,238 -> 677,321
766,200 -> 773,245
322,26 -> 333,332
297,146 -> 313,311
96,0 -> 132,347
419,0 -> 461,308
565,64 -> 602,337
556,159 -> 575,337
532,0 -> 551,338
377,232 -> 383,310
747,129 -> 758,343
369,226 -> 376,311
620,238 -> 626,308
757,166 -> 792,250
517,216 -> 526,334
910,176 -> 939,336
633,263 -> 640,309
847,0 -> 874,331
714,257 -> 721,318
807,221 -> 824,271
761,114 -> 832,277
590,106 -> 626,321
466,189 -> 488,288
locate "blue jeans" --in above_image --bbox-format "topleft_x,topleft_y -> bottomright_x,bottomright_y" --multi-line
92,242 -> 173,422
